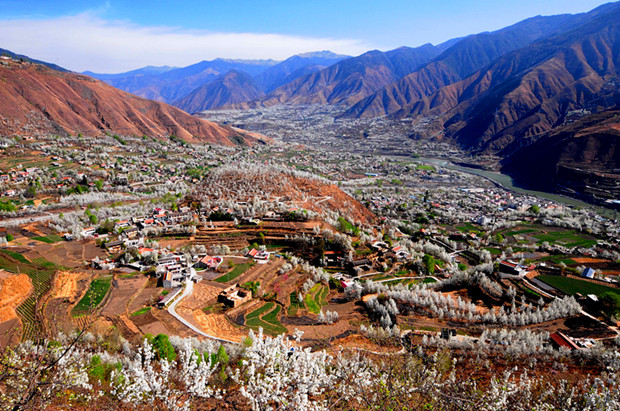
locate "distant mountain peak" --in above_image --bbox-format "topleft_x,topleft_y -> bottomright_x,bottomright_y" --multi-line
296,50 -> 348,59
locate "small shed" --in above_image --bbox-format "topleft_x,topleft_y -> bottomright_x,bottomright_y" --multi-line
582,267 -> 595,279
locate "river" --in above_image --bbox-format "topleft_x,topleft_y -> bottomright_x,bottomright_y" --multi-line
415,157 -> 619,219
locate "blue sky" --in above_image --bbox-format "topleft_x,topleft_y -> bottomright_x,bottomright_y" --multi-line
0,0 -> 612,72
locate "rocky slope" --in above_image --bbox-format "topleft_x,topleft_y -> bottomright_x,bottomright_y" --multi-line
235,44 -> 444,108
0,59 -> 266,145
502,108 -> 620,202
389,2 -> 620,155
342,13 -> 583,118
253,51 -> 349,93
174,70 -> 265,114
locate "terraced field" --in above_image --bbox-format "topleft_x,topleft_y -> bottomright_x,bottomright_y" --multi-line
245,302 -> 287,336
0,251 -> 59,340
304,284 -> 328,314
72,276 -> 113,317
288,291 -> 305,316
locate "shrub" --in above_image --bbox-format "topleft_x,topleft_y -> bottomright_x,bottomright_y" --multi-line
150,334 -> 177,362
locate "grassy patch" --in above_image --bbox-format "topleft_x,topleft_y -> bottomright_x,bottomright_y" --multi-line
72,277 -> 112,316
288,292 -> 304,316
214,263 -> 253,283
0,249 -> 30,264
304,284 -> 327,314
245,302 -> 287,336
484,247 -> 502,255
131,307 -> 151,316
246,302 -> 274,319
539,255 -> 577,265
505,229 -> 536,236
31,234 -> 63,244
262,304 -> 282,325
417,164 -> 435,171
419,326 -> 438,332
455,222 -> 480,233
533,231 -> 597,248
537,275 -> 620,298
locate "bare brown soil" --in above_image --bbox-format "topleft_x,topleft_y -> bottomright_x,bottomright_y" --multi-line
0,318 -> 22,347
131,310 -> 171,336
53,271 -> 81,300
151,309 -> 202,338
571,258 -> 610,264
193,311 -> 247,343
45,272 -> 93,336
0,273 -> 32,322
102,276 -> 148,316
127,280 -> 161,313
118,314 -> 141,335
24,241 -> 103,268
178,282 -> 223,311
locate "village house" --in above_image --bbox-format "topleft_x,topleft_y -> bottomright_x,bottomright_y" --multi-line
81,227 -> 97,237
217,284 -> 252,308
549,332 -> 580,351
104,240 -> 124,253
195,255 -> 222,270
120,227 -> 140,239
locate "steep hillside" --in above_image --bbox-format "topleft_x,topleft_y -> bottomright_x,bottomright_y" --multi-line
502,108 -> 620,202
0,47 -> 68,72
237,44 -> 443,108
390,2 -> 620,155
342,13 -> 582,118
174,70 -> 265,113
196,163 -> 376,225
254,51 -> 349,93
0,59 -> 266,145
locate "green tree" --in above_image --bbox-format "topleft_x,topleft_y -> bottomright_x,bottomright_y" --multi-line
216,345 -> 229,365
600,292 -> 620,317
5,233 -> 13,242
0,201 -> 16,212
423,254 -> 436,275
150,334 -> 176,361
529,204 -> 540,214
25,184 -> 37,198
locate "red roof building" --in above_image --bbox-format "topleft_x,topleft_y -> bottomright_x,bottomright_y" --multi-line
550,332 -> 580,350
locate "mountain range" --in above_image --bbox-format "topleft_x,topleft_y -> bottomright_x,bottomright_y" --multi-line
81,3 -> 619,160
0,1 -> 618,200
85,51 -> 348,109
0,57 -> 265,145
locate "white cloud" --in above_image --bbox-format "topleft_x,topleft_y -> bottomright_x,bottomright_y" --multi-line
0,13 -> 372,73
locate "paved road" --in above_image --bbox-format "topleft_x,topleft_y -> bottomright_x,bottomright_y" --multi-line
167,279 -> 239,344
0,209 -> 83,227
375,276 -> 441,284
